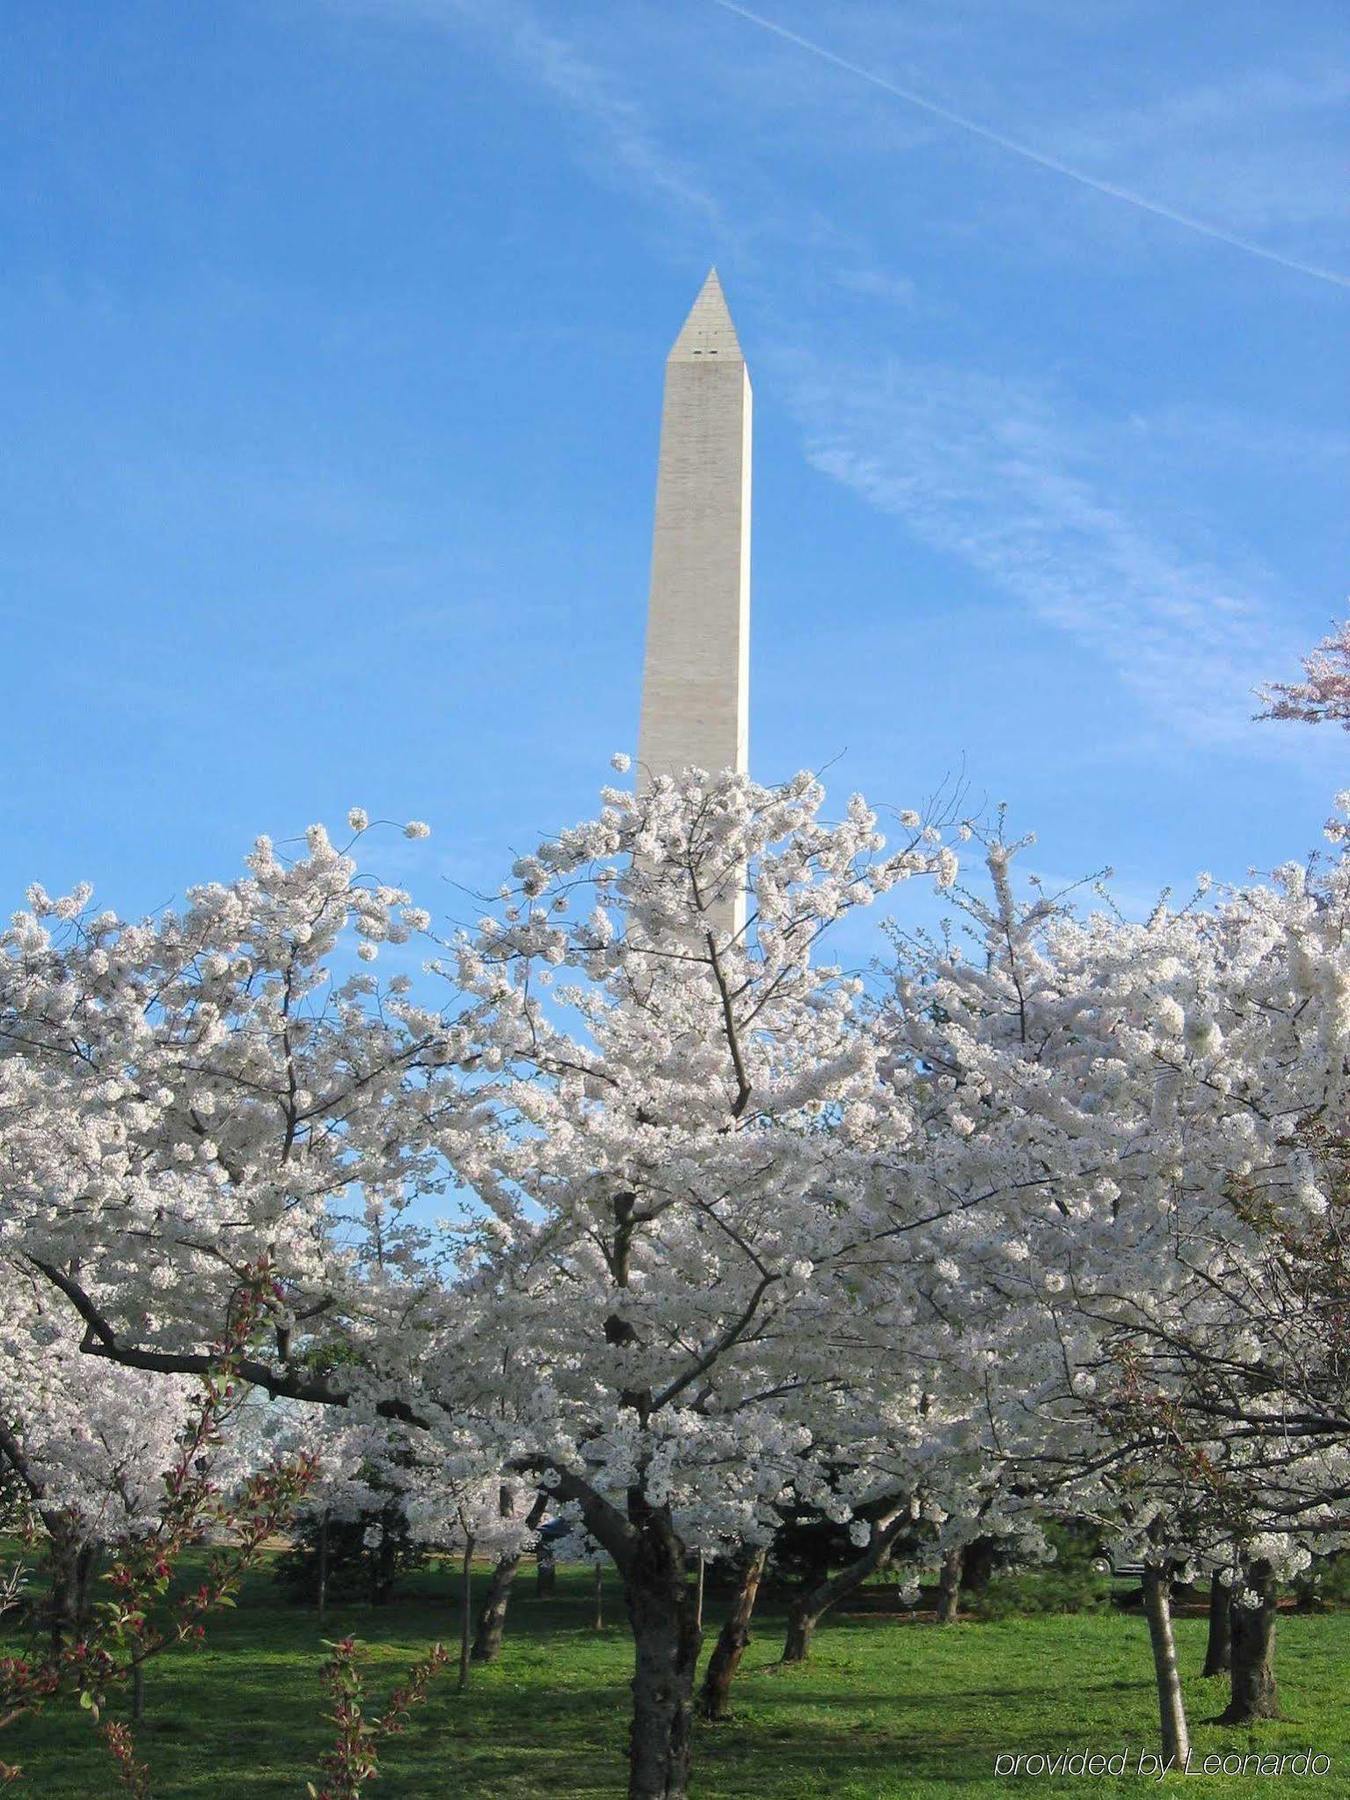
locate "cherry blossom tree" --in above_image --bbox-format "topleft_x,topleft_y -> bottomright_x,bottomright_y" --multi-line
880,819 -> 1350,1750
0,1263 -> 315,1787
0,1263 -> 195,1651
0,811 -> 475,1437
433,767 -> 979,1796
1256,617 -> 1350,728
0,771 -> 985,1800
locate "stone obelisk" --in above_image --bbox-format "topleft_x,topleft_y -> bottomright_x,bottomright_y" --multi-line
637,269 -> 751,790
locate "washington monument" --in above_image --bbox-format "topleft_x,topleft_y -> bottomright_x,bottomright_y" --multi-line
637,269 -> 751,788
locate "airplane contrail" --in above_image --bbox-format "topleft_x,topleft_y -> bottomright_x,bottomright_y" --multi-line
710,0 -> 1350,292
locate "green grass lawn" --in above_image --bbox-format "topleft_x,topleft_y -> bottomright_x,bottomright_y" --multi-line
2,1560 -> 1345,1797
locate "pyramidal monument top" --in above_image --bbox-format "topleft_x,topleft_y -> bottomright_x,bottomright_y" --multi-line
667,267 -> 744,363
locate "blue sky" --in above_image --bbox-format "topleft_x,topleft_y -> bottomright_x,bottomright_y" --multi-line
2,0 -> 1347,943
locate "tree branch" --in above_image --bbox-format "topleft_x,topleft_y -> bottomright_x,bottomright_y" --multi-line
27,1259 -> 431,1430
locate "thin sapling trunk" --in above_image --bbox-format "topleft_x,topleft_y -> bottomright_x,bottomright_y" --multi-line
1141,1564 -> 1190,1767
457,1532 -> 475,1693
316,1509 -> 329,1623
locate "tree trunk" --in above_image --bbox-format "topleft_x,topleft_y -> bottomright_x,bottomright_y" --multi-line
621,1501 -> 702,1800
369,1528 -> 395,1607
316,1510 -> 329,1623
472,1491 -> 548,1663
45,1526 -> 96,1653
780,1504 -> 909,1665
959,1535 -> 998,1593
781,1595 -> 816,1664
74,1541 -> 98,1630
693,1553 -> 704,1633
457,1537 -> 474,1693
535,1547 -> 556,1597
594,1561 -> 605,1630
472,1551 -> 523,1661
1141,1564 -> 1190,1767
1221,1559 -> 1279,1723
936,1545 -> 963,1624
1293,1573 -> 1323,1614
1201,1572 -> 1231,1676
699,1546 -> 767,1722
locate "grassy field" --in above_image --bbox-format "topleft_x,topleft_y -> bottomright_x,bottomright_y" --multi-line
1,1559 -> 1345,1796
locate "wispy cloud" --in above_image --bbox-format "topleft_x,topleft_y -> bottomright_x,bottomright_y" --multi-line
833,266 -> 920,308
709,1 -> 1350,290
321,0 -> 724,232
1047,65 -> 1350,235
785,353 -> 1302,743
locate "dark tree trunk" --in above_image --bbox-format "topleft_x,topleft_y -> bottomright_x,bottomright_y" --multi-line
472,1491 -> 547,1663
1293,1574 -> 1323,1614
316,1510 -> 330,1623
369,1530 -> 396,1607
622,1498 -> 702,1800
46,1553 -> 75,1654
1201,1572 -> 1231,1676
45,1527 -> 97,1653
528,1468 -> 700,1797
1221,1559 -> 1279,1723
699,1546 -> 767,1721
535,1547 -> 556,1597
594,1561 -> 605,1630
72,1540 -> 98,1633
780,1504 -> 909,1665
1141,1564 -> 1190,1767
693,1553 -> 704,1633
472,1551 -> 524,1662
781,1595 -> 816,1664
959,1535 -> 998,1594
457,1538 -> 474,1693
936,1545 -> 963,1624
